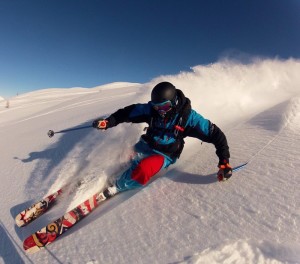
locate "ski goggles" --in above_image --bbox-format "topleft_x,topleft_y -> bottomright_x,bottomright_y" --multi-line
151,100 -> 173,114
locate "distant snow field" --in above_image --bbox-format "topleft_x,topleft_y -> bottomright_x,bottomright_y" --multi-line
0,58 -> 300,264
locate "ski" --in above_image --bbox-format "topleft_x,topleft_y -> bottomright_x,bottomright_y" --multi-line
22,163 -> 247,253
15,188 -> 63,227
23,189 -> 114,254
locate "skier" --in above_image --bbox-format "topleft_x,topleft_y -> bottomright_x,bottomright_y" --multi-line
93,82 -> 232,198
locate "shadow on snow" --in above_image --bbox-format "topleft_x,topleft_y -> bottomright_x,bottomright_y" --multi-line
0,220 -> 32,264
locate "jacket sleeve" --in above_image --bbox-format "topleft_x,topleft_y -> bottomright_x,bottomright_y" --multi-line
185,111 -> 230,163
106,103 -> 152,128
207,124 -> 230,164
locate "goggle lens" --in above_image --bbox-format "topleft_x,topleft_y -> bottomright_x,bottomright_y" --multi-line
152,100 -> 172,114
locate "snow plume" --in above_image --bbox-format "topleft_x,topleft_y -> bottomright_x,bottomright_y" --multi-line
149,58 -> 300,126
65,122 -> 143,209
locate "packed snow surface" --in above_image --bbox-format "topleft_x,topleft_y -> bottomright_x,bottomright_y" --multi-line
0,58 -> 300,264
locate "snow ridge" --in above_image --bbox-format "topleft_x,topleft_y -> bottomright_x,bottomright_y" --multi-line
184,240 -> 300,264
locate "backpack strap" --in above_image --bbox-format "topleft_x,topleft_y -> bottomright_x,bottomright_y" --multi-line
167,97 -> 191,159
173,97 -> 191,139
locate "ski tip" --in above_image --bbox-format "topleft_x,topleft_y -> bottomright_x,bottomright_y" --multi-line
15,214 -> 27,228
23,235 -> 42,254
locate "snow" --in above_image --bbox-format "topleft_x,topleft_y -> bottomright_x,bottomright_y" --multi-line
1,58 -> 300,264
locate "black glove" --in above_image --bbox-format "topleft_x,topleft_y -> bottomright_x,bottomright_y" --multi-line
217,159 -> 232,182
92,119 -> 109,130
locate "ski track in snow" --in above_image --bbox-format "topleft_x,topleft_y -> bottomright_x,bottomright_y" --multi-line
1,59 -> 300,264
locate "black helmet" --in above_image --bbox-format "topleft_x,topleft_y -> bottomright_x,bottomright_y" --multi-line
151,82 -> 177,104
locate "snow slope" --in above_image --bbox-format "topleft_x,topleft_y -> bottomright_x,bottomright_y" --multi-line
0,58 -> 300,264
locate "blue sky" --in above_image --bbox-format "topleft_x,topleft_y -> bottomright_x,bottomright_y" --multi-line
0,0 -> 299,98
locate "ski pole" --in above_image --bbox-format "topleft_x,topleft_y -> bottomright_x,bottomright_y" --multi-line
232,162 -> 248,172
48,125 -> 92,138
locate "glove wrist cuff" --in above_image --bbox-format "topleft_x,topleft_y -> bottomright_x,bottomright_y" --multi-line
218,159 -> 231,169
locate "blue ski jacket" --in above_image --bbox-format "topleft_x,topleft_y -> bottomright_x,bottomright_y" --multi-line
106,89 -> 230,164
